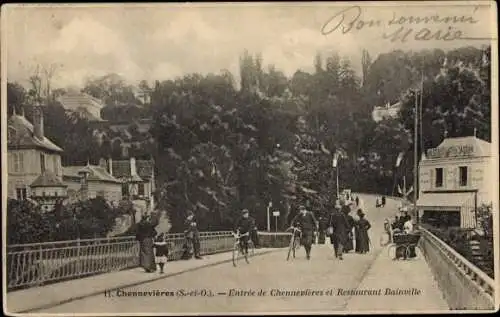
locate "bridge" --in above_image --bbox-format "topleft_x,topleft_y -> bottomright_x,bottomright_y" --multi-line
5,195 -> 496,314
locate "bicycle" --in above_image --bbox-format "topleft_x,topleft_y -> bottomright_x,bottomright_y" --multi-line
232,231 -> 255,267
286,227 -> 302,261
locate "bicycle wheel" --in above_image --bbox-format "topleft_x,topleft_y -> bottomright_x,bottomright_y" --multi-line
232,242 -> 240,267
287,235 -> 295,261
293,237 -> 300,258
248,240 -> 255,257
404,245 -> 413,260
387,244 -> 397,259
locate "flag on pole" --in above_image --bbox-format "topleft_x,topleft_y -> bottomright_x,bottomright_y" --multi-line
320,142 -> 331,154
395,152 -> 404,167
406,186 -> 414,196
332,152 -> 339,168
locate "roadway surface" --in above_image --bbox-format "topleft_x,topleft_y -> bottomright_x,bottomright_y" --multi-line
33,195 -> 448,314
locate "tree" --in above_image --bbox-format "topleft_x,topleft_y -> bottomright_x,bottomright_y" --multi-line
7,82 -> 27,116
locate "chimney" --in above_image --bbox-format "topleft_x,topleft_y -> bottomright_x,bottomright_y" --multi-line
33,102 -> 44,140
99,158 -> 107,169
130,157 -> 137,176
108,157 -> 113,176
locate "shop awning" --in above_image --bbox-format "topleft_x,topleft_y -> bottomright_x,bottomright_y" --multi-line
416,192 -> 474,211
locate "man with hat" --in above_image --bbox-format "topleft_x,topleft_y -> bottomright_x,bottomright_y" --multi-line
328,200 -> 350,260
184,210 -> 202,259
290,204 -> 319,260
233,209 -> 256,255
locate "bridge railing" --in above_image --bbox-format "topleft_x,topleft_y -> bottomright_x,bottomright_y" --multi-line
418,226 -> 495,310
7,231 -> 233,291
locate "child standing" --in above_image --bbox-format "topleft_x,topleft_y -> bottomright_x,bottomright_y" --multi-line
154,233 -> 169,273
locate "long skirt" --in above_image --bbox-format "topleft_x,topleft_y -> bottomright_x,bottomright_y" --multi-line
344,231 -> 354,252
139,238 -> 156,271
357,230 -> 370,253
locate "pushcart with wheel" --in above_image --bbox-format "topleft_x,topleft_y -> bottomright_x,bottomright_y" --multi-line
387,231 -> 421,260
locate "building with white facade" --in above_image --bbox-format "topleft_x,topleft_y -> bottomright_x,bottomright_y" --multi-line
7,105 -> 66,210
417,136 -> 492,228
57,90 -> 105,121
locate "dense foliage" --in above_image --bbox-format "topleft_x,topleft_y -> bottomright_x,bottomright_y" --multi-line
7,197 -> 124,244
7,45 -> 491,233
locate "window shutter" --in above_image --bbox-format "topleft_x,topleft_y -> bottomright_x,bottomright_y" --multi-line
430,168 -> 434,188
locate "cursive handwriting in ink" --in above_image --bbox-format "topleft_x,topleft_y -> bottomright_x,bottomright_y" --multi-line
321,5 -> 489,42
321,6 -> 382,35
387,11 -> 479,26
383,26 -> 464,43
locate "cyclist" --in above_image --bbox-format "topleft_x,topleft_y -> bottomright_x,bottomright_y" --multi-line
233,209 -> 256,255
290,205 -> 319,260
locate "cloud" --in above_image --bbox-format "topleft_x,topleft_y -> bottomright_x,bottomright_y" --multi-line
4,4 -> 493,88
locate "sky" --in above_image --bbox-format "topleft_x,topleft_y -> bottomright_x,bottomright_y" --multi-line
2,2 -> 495,89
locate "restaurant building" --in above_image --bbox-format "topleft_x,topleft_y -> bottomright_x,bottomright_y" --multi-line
417,136 -> 492,228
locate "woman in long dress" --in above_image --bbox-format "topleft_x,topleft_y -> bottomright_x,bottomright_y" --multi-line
356,209 -> 371,253
136,215 -> 158,273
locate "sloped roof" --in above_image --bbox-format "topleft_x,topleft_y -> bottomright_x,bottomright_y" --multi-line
8,114 -> 64,152
112,159 -> 154,180
31,171 -> 67,188
63,165 -> 122,183
57,92 -> 105,119
424,136 -> 491,160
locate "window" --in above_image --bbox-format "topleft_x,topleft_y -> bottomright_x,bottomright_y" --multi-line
40,153 -> 46,173
16,188 -> 27,200
121,183 -> 129,197
435,168 -> 443,188
459,166 -> 468,187
13,153 -> 24,173
138,183 -> 145,196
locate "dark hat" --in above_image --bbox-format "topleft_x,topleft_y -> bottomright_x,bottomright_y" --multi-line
357,209 -> 365,217
186,210 -> 194,216
242,208 -> 249,214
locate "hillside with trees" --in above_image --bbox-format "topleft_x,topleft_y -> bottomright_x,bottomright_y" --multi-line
7,45 -> 491,234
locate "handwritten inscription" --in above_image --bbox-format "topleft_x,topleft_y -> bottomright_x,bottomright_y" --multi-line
321,6 -> 487,42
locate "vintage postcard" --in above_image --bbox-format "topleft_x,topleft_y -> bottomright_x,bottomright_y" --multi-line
2,2 -> 498,315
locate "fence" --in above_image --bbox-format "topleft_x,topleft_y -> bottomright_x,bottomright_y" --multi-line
7,231 -> 233,291
418,227 -> 495,310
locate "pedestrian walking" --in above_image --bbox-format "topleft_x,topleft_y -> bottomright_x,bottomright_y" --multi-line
342,201 -> 355,253
184,210 -> 202,259
375,197 -> 380,208
328,201 -> 350,260
355,209 -> 371,253
355,196 -> 360,207
381,196 -> 386,207
135,214 -> 158,273
154,233 -> 169,274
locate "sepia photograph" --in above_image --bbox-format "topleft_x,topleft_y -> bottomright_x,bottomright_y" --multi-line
2,2 -> 498,315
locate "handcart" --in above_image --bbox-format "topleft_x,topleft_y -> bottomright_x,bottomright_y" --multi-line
387,231 -> 421,260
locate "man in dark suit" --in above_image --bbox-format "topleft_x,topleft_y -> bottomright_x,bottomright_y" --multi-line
328,200 -> 350,260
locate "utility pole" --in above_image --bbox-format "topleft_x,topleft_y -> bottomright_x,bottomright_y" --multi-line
413,90 -> 419,224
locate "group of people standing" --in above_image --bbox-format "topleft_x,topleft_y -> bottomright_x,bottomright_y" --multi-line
375,196 -> 386,208
289,199 -> 372,261
134,197 -> 373,273
327,200 -> 371,260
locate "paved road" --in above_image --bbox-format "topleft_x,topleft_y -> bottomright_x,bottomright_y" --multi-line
37,195 -> 410,314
